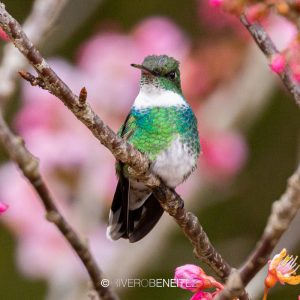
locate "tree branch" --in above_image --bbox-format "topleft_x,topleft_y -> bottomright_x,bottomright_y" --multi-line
216,165 -> 300,300
216,15 -> 300,300
240,14 -> 300,107
0,2 -> 233,281
239,167 -> 300,282
0,0 -> 67,107
0,113 -> 118,300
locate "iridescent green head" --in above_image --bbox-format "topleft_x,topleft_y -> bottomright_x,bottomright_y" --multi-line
131,55 -> 182,94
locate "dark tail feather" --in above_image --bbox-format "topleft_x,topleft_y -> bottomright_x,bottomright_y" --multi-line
107,180 -> 164,242
128,193 -> 164,242
107,178 -> 129,240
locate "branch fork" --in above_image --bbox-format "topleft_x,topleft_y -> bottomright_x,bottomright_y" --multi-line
19,70 -> 45,88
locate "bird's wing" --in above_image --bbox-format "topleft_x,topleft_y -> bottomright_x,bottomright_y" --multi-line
107,112 -> 164,242
118,113 -> 137,140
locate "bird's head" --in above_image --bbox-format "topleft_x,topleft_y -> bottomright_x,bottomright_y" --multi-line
131,55 -> 182,94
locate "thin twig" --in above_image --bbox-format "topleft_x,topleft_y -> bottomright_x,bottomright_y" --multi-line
0,2 -> 233,281
0,113 -> 118,300
215,269 -> 245,300
240,168 -> 300,282
0,0 -> 67,106
19,70 -> 45,88
216,166 -> 300,300
240,14 -> 300,107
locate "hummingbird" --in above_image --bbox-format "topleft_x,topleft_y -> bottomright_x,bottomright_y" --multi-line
107,55 -> 200,243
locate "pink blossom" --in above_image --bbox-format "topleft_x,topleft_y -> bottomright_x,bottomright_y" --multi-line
269,54 -> 286,74
200,132 -> 248,181
16,223 -> 84,279
0,201 -> 8,214
209,0 -> 223,7
77,33 -> 139,115
0,164 -> 73,236
287,39 -> 300,83
175,264 -> 204,292
281,38 -> 300,83
267,16 -> 297,51
198,1 -> 242,33
191,291 -> 213,300
132,17 -> 189,60
175,264 -> 223,299
181,56 -> 211,99
0,27 -> 9,41
245,3 -> 268,23
175,264 -> 223,292
0,164 -> 44,235
291,63 -> 300,83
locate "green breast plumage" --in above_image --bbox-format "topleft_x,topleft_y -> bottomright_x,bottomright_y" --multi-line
120,104 -> 200,161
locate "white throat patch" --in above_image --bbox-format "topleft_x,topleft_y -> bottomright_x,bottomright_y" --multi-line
133,84 -> 187,109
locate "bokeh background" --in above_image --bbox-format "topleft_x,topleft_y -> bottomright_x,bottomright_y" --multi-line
0,0 -> 299,299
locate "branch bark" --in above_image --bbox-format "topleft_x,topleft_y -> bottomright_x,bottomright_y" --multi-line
0,2 -> 233,281
240,15 -> 300,107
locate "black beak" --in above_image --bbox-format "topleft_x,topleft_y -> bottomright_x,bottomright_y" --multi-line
131,63 -> 156,75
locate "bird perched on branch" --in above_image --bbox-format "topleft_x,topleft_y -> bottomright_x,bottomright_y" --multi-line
107,55 -> 200,242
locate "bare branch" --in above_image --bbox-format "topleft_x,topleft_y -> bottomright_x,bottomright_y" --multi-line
0,113 -> 118,300
0,2 -> 233,281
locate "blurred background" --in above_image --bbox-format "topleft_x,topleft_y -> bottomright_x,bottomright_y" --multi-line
0,0 -> 299,299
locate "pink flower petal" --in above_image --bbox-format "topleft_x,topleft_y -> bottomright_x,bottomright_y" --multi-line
209,0 -> 223,7
0,28 -> 9,41
0,201 -> 8,214
270,54 -> 286,74
175,264 -> 204,292
190,291 -> 213,300
201,132 -> 248,181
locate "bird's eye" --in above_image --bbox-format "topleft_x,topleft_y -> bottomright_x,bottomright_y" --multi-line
167,71 -> 176,80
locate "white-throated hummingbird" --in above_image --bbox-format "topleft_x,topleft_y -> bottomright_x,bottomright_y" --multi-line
107,55 -> 200,242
